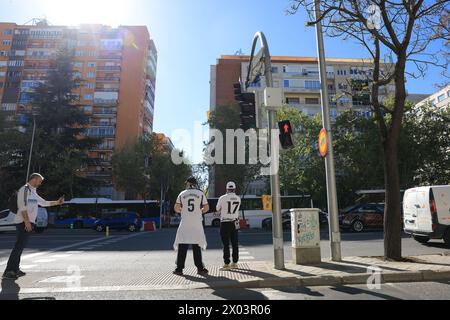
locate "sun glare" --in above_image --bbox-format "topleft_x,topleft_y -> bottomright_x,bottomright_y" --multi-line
42,0 -> 131,27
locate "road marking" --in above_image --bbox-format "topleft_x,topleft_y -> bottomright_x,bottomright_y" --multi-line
39,275 -> 85,284
33,259 -> 56,263
0,232 -> 146,267
239,256 -> 255,260
239,251 -> 251,255
50,254 -> 72,259
19,265 -> 37,269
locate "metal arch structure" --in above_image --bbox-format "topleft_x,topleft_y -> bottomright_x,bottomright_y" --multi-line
245,32 -> 273,89
244,32 -> 285,270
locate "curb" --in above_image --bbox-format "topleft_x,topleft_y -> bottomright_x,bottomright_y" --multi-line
205,269 -> 450,290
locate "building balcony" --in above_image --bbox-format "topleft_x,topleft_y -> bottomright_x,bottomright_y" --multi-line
95,87 -> 119,92
94,99 -> 118,106
97,66 -> 121,71
98,55 -> 122,60
96,77 -> 120,82
283,87 -> 321,93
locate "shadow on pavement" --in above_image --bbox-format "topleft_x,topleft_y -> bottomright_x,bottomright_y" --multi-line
0,278 -> 56,301
0,278 -> 20,300
329,285 -> 402,300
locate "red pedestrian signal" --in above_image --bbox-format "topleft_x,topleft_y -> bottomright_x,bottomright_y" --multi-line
278,120 -> 294,149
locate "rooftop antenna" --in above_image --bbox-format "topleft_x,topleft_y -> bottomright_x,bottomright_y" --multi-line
23,17 -> 50,26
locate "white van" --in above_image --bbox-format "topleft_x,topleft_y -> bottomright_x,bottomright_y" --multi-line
0,208 -> 48,233
403,186 -> 450,246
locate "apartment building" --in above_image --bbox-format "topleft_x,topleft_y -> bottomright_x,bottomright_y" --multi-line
0,21 -> 157,198
209,55 -> 395,197
415,84 -> 450,110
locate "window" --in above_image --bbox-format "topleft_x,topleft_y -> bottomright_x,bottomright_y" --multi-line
87,72 -> 95,78
0,51 -> 8,57
88,51 -> 97,57
305,81 -> 321,89
3,29 -> 13,35
2,40 -> 11,46
305,98 -> 319,104
85,82 -> 94,89
84,94 -> 93,100
286,97 -> 300,105
75,51 -> 84,57
7,60 -> 24,67
88,62 -> 96,68
271,67 -> 278,73
83,106 -> 93,113
437,94 -> 446,103
284,80 -> 290,88
73,62 -> 83,68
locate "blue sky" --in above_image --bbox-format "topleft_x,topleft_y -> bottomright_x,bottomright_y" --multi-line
0,0 -> 446,162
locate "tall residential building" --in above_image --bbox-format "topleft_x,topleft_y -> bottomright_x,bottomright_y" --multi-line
209,55 -> 395,197
0,21 -> 157,199
415,84 -> 450,110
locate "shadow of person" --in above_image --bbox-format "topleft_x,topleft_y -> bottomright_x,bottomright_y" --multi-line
182,272 -> 269,300
0,278 -> 20,300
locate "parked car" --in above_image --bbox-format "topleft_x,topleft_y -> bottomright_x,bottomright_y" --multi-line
340,203 -> 385,232
403,186 -> 450,247
0,208 -> 48,233
262,210 -> 328,231
93,212 -> 142,233
0,209 -> 16,232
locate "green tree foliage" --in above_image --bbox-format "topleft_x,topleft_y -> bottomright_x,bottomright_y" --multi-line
112,134 -> 192,204
0,49 -> 98,208
278,103 -> 450,211
207,103 -> 264,195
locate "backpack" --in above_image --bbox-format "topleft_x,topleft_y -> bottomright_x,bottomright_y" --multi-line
7,185 -> 30,214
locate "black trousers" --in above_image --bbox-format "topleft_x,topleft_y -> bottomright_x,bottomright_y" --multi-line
220,221 -> 239,264
176,244 -> 204,271
5,223 -> 32,273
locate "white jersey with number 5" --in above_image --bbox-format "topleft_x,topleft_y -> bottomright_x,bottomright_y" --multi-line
173,188 -> 208,250
216,193 -> 241,222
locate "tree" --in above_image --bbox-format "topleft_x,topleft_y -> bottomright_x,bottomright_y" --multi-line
112,134 -> 192,204
276,107 -> 327,207
29,48 -> 99,199
0,49 -> 98,207
289,0 -> 449,260
206,103 -> 264,196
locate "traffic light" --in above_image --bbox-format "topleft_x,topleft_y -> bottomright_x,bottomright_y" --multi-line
278,120 -> 294,149
233,82 -> 256,131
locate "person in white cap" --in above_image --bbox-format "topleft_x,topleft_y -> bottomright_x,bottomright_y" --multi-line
216,181 -> 241,269
172,176 -> 209,276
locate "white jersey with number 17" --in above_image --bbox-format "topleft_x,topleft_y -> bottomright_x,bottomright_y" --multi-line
216,193 -> 241,222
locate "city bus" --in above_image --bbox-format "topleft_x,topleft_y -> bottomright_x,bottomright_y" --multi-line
48,198 -> 161,229
203,195 -> 312,229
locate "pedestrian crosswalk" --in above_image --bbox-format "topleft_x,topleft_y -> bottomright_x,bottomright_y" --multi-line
238,245 -> 255,261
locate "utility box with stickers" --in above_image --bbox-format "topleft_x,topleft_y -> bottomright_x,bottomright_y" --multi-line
290,208 -> 322,265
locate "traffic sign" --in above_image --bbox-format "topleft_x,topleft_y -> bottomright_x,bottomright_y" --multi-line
318,128 -> 328,158
262,195 -> 273,211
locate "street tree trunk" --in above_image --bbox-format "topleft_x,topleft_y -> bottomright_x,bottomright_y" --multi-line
383,53 -> 407,261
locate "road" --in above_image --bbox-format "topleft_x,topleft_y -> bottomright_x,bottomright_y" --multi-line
1,227 -> 449,300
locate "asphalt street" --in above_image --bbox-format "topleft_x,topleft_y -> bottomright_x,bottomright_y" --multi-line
0,227 -> 449,300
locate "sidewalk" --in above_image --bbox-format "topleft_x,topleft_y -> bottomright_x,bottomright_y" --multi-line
4,254 -> 450,294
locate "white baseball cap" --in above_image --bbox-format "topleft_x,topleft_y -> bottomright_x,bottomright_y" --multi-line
226,181 -> 236,190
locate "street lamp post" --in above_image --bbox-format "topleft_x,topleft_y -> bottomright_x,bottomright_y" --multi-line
310,0 -> 342,261
26,114 -> 37,183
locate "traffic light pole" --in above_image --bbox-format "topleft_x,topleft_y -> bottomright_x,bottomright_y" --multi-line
247,32 -> 284,270
311,0 -> 342,261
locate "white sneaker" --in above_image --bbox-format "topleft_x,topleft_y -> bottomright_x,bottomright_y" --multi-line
222,264 -> 231,270
230,263 -> 238,269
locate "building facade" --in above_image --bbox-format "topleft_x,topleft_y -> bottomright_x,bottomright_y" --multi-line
415,84 -> 450,110
209,55 -> 395,197
0,21 -> 157,198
